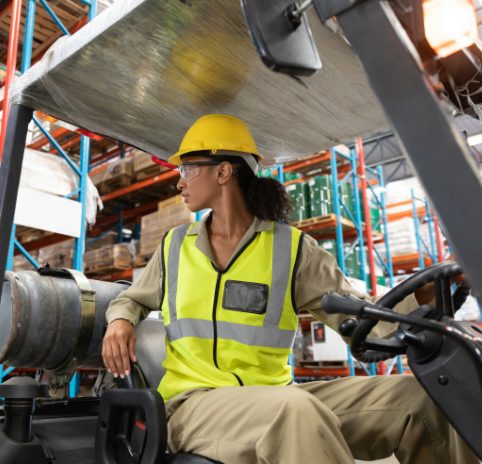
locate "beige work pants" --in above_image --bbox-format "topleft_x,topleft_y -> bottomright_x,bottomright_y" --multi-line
165,375 -> 477,464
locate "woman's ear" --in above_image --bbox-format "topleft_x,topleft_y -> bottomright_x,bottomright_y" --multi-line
217,161 -> 234,185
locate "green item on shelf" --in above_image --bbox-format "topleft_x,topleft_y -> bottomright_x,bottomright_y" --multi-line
308,175 -> 332,218
366,271 -> 386,291
343,244 -> 362,279
370,206 -> 382,233
287,182 -> 310,222
358,191 -> 383,233
284,171 -> 302,182
340,182 -> 354,220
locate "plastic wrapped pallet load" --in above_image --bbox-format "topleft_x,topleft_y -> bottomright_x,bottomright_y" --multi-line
375,217 -> 431,256
132,150 -> 168,180
38,239 -> 75,269
84,243 -> 135,275
13,250 -> 39,272
85,231 -> 118,252
90,157 -> 134,194
139,195 -> 195,258
16,149 -> 102,235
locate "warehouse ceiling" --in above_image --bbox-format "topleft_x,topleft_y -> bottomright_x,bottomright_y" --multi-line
352,114 -> 482,183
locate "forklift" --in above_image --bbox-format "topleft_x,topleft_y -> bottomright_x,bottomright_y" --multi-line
0,0 -> 481,462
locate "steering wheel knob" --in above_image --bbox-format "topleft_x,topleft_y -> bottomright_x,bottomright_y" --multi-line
339,318 -> 358,337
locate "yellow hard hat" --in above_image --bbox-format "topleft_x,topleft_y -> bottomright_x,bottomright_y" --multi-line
169,114 -> 261,166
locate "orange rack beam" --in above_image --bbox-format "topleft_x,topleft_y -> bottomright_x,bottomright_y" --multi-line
88,268 -> 134,282
392,253 -> 433,273
284,152 -> 330,172
291,214 -> 384,243
101,170 -> 179,203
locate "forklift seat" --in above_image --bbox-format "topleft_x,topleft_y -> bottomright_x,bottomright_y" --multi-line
112,317 -> 220,464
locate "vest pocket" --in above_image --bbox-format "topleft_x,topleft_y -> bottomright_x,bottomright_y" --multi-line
222,280 -> 268,314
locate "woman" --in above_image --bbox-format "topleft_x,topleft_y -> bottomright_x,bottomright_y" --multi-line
102,114 -> 476,463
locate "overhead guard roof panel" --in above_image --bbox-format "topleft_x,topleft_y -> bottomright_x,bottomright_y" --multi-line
11,0 -> 388,164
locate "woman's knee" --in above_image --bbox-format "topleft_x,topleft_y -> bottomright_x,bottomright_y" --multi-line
395,376 -> 438,415
274,387 -> 340,425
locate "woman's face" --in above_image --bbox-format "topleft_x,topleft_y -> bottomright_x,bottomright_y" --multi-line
176,155 -> 222,212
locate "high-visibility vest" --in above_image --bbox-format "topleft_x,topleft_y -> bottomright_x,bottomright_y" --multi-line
158,221 -> 303,401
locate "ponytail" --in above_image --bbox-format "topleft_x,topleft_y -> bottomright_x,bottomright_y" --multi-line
217,155 -> 292,222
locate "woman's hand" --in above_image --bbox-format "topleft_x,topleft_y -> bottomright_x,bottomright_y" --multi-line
413,273 -> 469,306
414,282 -> 436,305
102,319 -> 137,378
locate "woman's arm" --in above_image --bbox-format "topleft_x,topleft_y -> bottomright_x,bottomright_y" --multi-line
295,234 -> 421,338
103,243 -> 163,377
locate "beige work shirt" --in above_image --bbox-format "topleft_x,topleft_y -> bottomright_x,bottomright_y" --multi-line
106,215 -> 419,338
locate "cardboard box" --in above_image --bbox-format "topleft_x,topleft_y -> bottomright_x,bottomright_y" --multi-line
139,195 -> 195,258
133,151 -> 168,180
90,158 -> 133,194
85,231 -> 118,252
13,250 -> 39,272
38,239 -> 75,268
84,243 -> 134,274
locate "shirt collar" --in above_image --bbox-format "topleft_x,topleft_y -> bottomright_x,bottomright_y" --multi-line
186,212 -> 273,265
186,212 -> 273,236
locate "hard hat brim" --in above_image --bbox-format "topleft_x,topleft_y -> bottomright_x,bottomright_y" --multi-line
168,149 -> 262,166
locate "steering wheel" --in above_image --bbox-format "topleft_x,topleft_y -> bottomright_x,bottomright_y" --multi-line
340,262 -> 471,363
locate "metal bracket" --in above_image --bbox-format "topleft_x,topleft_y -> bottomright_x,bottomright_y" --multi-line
54,269 -> 96,373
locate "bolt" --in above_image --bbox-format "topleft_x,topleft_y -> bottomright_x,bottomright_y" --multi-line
438,375 -> 449,386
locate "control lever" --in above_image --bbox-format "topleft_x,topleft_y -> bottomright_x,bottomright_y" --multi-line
322,293 -> 482,357
323,293 -> 446,330
339,318 -> 358,337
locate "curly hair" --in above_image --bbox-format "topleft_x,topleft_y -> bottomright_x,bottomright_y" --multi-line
209,154 -> 292,223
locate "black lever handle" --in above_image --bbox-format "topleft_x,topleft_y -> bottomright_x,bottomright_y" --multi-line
322,292 -> 366,316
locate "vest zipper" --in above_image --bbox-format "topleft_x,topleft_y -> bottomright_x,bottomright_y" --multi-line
212,272 -> 244,386
212,273 -> 222,370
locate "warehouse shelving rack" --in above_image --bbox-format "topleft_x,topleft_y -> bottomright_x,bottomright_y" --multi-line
281,140 -> 404,379
3,0 -> 97,275
384,193 -> 447,275
411,189 -> 446,270
0,0 -> 97,396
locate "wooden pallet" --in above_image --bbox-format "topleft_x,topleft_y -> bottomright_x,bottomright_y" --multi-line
291,214 -> 337,228
291,214 -> 384,243
85,262 -> 132,276
16,227 -> 52,244
135,164 -> 168,181
97,175 -> 133,195
297,360 -> 348,368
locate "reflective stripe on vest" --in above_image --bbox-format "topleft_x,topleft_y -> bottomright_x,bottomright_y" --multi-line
167,223 -> 190,325
165,222 -> 295,348
165,318 -> 296,349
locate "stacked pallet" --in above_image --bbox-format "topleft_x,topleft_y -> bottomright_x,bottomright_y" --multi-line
138,195 -> 195,262
375,217 -> 430,257
38,239 -> 75,268
132,151 -> 168,181
13,250 -> 39,272
90,158 -> 134,195
85,231 -> 118,253
286,175 -> 355,223
84,243 -> 134,276
16,227 -> 52,245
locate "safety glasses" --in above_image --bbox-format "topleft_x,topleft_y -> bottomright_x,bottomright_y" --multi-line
177,161 -> 220,181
